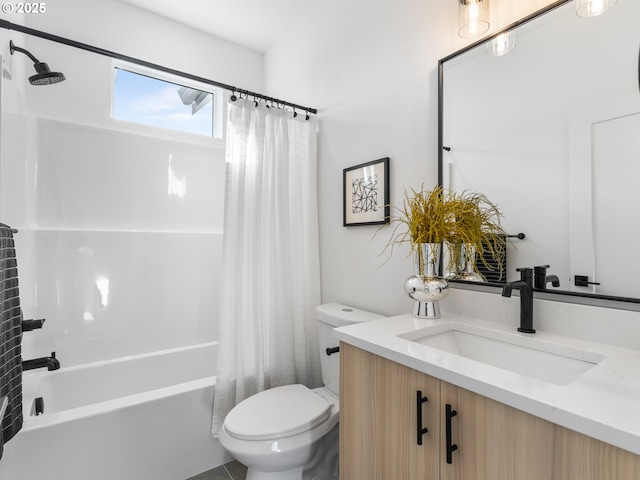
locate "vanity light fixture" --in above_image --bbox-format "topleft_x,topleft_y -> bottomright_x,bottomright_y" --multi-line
576,0 -> 617,17
486,31 -> 515,57
458,0 -> 490,39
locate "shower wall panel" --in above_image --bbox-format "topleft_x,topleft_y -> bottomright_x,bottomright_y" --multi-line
1,76 -> 226,366
31,229 -> 222,367
35,119 -> 225,231
23,119 -> 225,366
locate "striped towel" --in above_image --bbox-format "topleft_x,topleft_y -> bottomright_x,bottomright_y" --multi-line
0,224 -> 23,460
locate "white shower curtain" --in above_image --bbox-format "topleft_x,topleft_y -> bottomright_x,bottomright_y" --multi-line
211,98 -> 322,435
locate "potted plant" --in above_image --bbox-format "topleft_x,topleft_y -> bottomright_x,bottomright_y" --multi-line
446,191 -> 506,282
379,185 -> 506,318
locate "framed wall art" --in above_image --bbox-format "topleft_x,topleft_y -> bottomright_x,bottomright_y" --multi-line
343,157 -> 390,226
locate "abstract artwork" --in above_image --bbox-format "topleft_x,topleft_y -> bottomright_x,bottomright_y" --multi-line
343,157 -> 389,226
352,175 -> 378,214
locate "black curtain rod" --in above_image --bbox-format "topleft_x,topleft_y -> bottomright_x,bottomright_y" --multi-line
0,19 -> 317,115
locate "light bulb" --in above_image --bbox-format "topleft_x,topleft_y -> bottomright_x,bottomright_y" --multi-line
486,31 -> 515,57
458,0 -> 490,39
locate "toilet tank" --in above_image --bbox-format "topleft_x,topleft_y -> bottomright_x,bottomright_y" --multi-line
316,303 -> 385,396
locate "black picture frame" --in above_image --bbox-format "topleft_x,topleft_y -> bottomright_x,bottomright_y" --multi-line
343,157 -> 390,226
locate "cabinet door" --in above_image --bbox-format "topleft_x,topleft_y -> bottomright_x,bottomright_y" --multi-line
440,381 -> 555,480
553,426 -> 640,480
340,343 -> 440,480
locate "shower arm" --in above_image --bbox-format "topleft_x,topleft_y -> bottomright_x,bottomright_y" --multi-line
9,40 -> 41,65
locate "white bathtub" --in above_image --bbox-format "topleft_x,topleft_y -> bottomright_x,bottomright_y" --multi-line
0,342 -> 230,480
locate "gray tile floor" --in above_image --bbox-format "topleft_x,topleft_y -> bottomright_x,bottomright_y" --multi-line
186,460 -> 247,480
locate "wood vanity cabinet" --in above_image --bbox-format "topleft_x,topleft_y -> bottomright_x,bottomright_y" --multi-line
440,381 -> 556,480
339,342 -> 440,479
340,343 -> 640,480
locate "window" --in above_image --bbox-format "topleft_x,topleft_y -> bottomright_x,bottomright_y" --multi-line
112,65 -> 221,139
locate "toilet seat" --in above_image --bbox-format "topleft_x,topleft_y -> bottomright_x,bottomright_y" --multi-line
224,384 -> 331,441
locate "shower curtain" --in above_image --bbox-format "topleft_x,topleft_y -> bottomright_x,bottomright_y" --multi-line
211,98 -> 322,435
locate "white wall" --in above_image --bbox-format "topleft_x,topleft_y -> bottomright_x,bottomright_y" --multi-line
0,0 -> 264,366
264,0 -> 559,317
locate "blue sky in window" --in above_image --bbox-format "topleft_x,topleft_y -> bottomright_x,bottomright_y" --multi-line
113,69 -> 213,137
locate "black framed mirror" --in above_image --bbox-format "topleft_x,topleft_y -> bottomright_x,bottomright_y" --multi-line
438,0 -> 640,304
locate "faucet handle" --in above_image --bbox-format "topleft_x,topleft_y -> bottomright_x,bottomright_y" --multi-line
533,265 -> 549,288
515,267 -> 533,279
534,265 -> 561,288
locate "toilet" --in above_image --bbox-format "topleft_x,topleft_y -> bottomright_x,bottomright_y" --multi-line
218,303 -> 385,480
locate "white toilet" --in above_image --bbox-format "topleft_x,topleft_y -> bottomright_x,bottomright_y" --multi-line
218,303 -> 384,480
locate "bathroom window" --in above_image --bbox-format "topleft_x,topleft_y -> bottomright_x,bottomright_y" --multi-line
112,64 -> 222,139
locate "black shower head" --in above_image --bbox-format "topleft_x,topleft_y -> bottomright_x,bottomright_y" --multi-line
9,40 -> 66,86
28,62 -> 65,86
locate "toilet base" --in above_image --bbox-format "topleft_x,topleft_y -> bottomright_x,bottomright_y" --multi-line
240,423 -> 339,480
231,425 -> 339,480
246,465 -> 304,480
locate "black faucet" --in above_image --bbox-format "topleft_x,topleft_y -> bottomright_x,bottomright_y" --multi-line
533,265 -> 560,289
502,267 -> 535,334
22,352 -> 60,371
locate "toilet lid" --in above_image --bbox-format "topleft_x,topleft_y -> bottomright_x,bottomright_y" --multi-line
224,384 -> 331,441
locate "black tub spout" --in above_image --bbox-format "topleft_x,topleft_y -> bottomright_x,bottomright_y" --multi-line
22,318 -> 46,332
22,352 -> 60,371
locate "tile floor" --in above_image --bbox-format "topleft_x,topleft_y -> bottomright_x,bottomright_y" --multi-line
186,460 -> 247,480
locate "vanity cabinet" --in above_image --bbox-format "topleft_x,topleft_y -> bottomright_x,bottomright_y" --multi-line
339,342 -> 440,479
440,381 -> 555,480
340,343 -> 640,480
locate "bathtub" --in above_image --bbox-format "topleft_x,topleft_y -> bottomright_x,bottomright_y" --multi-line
0,342 -> 230,480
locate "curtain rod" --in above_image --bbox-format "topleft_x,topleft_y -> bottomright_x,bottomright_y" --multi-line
0,19 -> 318,115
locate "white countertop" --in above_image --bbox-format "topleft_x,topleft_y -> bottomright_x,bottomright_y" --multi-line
334,312 -> 640,455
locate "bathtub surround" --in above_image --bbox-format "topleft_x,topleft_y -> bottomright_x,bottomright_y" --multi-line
0,5 -> 259,366
212,97 -> 321,435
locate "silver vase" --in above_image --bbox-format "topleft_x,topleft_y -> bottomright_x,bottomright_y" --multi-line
404,243 -> 449,318
453,243 -> 484,282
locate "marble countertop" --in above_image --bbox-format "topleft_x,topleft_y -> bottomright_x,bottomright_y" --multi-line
334,312 -> 640,455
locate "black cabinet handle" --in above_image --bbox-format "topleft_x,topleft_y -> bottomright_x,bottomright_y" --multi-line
416,390 -> 429,445
445,403 -> 458,464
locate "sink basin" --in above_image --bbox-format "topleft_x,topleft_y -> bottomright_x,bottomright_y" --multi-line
399,323 -> 606,386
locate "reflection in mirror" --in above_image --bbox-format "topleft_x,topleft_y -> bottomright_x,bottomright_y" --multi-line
440,0 -> 640,301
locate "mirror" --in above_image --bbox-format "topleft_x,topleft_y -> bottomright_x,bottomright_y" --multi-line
439,0 -> 640,302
